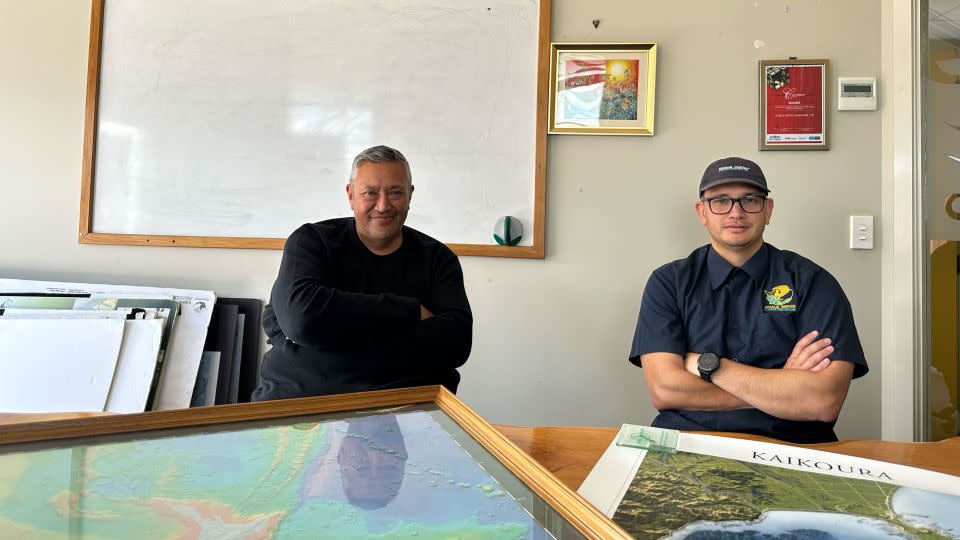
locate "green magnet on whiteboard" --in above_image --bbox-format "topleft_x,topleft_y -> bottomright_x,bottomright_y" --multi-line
493,216 -> 523,246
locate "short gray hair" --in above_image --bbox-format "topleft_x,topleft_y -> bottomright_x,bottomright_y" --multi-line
349,145 -> 412,185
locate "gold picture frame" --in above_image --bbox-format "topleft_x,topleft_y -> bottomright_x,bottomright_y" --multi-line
0,386 -> 629,539
548,43 -> 657,135
759,58 -> 830,150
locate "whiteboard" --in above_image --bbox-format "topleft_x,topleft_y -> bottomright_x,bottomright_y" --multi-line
82,0 -> 549,257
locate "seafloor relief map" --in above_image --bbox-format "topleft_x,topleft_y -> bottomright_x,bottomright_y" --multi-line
613,450 -> 959,539
0,410 -> 551,539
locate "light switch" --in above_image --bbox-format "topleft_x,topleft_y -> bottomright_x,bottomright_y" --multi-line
849,215 -> 874,249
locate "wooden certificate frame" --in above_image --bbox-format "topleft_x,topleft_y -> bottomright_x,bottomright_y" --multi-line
0,386 -> 629,539
758,58 -> 830,151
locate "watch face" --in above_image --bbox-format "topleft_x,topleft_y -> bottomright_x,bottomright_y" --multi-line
699,353 -> 720,371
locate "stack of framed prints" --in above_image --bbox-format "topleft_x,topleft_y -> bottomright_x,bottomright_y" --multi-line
0,279 -> 265,411
0,278 -> 216,411
191,297 -> 263,407
0,386 -> 629,539
0,295 -> 179,414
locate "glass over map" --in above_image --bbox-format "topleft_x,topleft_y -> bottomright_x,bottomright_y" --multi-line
0,405 -> 580,539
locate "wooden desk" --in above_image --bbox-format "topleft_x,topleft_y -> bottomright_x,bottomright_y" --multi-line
0,412 -> 107,425
3,414 -> 956,494
495,425 -> 960,491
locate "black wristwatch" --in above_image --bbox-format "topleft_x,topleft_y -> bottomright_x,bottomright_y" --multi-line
697,352 -> 721,382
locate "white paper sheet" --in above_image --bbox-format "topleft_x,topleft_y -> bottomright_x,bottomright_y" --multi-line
0,318 -> 124,413
0,308 -> 152,320
0,278 -> 215,410
577,425 -> 648,517
105,319 -> 164,413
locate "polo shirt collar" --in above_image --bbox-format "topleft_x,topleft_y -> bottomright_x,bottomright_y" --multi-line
707,243 -> 770,290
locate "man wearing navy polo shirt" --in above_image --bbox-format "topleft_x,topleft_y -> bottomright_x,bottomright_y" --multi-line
630,157 -> 867,443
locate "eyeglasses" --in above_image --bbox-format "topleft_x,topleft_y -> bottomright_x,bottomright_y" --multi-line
701,194 -> 767,214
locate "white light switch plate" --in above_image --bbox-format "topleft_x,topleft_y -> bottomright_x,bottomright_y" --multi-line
850,215 -> 874,249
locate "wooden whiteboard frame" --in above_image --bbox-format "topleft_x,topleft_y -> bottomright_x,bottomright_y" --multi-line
78,0 -> 550,259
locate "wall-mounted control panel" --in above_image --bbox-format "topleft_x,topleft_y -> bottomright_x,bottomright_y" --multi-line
837,77 -> 877,111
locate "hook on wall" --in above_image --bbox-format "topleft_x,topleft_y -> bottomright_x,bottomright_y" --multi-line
592,19 -> 600,29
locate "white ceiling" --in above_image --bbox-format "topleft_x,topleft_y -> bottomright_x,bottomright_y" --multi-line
931,0 -> 960,39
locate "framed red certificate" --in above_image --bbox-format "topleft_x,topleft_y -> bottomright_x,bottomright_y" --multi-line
759,59 -> 830,150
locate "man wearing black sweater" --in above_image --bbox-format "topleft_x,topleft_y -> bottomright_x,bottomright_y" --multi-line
252,146 -> 473,401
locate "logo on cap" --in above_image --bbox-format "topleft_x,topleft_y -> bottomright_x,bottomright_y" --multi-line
699,156 -> 769,196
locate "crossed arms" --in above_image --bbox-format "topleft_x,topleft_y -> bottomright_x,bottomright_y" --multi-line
270,226 -> 472,371
641,330 -> 854,423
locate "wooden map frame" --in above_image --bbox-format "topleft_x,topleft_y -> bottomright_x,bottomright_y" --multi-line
0,386 -> 628,539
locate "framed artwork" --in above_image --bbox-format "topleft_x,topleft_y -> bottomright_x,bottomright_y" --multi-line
548,43 -> 657,135
0,386 -> 629,539
759,59 -> 830,150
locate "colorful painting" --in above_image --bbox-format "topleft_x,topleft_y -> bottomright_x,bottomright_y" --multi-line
549,44 -> 657,135
0,410 -> 557,539
559,59 -> 639,121
599,60 -> 639,120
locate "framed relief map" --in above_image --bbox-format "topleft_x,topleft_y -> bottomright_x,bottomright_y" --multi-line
0,387 -> 627,539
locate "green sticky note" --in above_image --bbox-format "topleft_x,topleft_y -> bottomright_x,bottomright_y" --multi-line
616,424 -> 679,453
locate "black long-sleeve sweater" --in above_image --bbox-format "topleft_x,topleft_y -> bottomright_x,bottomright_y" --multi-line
252,218 -> 472,401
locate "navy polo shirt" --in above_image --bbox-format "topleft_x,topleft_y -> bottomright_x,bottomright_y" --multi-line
630,243 -> 867,443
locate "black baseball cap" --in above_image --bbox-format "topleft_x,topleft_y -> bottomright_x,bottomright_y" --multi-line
698,157 -> 769,196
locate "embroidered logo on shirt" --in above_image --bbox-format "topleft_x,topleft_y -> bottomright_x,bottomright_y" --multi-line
763,284 -> 797,312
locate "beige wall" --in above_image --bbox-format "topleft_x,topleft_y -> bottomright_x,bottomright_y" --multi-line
0,0 -> 882,439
